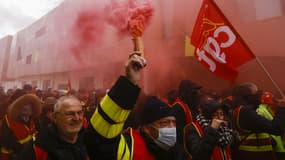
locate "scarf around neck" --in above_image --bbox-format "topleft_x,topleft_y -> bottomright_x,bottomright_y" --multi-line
196,114 -> 233,148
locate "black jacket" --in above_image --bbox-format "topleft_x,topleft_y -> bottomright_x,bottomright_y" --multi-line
237,105 -> 285,135
186,124 -> 219,160
20,123 -> 88,160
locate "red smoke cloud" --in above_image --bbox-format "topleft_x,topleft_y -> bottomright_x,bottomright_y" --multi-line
107,0 -> 154,37
71,10 -> 106,61
69,0 -> 154,61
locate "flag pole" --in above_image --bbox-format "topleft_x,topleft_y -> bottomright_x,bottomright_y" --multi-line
205,0 -> 282,89
255,57 -> 284,97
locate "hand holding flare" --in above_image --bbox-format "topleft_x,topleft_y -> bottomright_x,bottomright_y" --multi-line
126,51 -> 146,85
128,2 -> 153,56
127,9 -> 149,84
127,33 -> 146,85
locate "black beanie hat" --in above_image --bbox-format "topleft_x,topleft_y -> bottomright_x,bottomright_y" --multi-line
141,96 -> 175,125
201,99 -> 225,119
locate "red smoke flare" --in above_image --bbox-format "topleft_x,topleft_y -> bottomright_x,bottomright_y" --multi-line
107,0 -> 154,37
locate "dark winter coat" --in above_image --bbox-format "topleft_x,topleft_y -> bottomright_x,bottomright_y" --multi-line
20,123 -> 88,160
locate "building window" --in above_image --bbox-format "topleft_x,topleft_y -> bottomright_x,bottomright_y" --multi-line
35,27 -> 46,38
26,55 -> 32,64
17,47 -> 22,61
42,80 -> 51,90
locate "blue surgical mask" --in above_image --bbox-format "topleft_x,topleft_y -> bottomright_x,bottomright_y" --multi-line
154,127 -> 177,150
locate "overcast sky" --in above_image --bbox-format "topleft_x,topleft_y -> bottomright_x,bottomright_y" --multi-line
0,0 -> 64,39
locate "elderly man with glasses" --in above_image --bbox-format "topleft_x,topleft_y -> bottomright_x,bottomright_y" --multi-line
21,95 -> 89,160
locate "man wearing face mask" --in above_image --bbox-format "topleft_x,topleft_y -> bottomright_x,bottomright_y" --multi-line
0,93 -> 41,160
139,96 -> 178,159
232,83 -> 285,160
85,54 -> 180,159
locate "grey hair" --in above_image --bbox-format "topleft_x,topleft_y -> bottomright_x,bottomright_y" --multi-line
54,95 -> 81,113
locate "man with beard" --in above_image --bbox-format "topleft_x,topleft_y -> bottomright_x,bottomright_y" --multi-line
21,95 -> 89,160
232,83 -> 285,160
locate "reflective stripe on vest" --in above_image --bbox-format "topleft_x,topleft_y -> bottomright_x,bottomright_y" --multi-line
239,133 -> 273,151
91,109 -> 124,139
18,134 -> 35,144
0,147 -> 12,154
100,95 -> 131,123
183,123 -> 194,157
90,95 -> 131,139
173,98 -> 193,124
257,104 -> 285,153
129,129 -> 135,160
117,134 -> 131,160
234,106 -> 274,152
1,115 -> 36,155
1,132 -> 34,154
233,106 -> 250,133
4,115 -> 35,141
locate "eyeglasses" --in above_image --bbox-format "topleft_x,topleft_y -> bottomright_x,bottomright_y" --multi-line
58,110 -> 84,118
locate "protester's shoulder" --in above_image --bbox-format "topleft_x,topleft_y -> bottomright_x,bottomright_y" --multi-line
36,124 -> 58,143
185,123 -> 201,137
171,101 -> 185,113
123,128 -> 145,142
172,101 -> 183,108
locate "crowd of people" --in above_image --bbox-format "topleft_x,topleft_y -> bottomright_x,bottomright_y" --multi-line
0,54 -> 284,160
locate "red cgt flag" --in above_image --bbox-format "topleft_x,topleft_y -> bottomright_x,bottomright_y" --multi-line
191,0 -> 255,82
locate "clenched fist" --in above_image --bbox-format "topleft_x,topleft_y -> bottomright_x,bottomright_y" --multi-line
211,119 -> 227,129
125,53 -> 147,85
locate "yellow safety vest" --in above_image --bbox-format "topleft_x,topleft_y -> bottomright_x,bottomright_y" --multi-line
257,104 -> 285,153
234,106 -> 274,152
